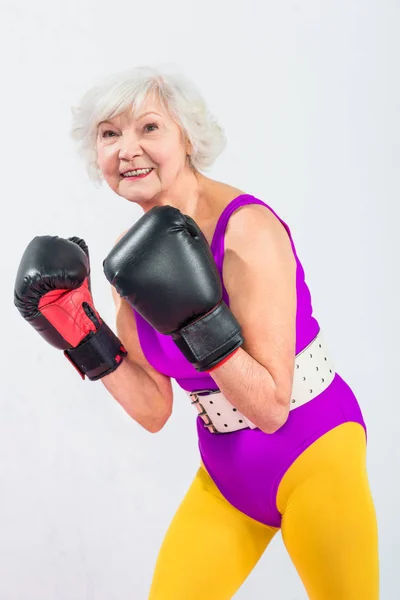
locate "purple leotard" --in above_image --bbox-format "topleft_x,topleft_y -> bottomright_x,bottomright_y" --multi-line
133,195 -> 366,527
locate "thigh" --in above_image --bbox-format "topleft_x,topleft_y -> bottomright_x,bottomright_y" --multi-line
277,422 -> 379,600
149,464 -> 278,600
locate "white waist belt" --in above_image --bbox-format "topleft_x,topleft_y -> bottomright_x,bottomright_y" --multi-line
187,330 -> 336,434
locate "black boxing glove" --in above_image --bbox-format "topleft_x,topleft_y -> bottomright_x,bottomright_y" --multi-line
103,205 -> 243,372
14,235 -> 127,381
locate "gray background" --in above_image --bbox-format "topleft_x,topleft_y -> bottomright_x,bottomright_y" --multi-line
1,0 -> 398,598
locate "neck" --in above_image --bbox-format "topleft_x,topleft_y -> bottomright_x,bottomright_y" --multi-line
139,169 -> 214,220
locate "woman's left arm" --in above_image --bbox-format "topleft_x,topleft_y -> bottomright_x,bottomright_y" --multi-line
209,204 -> 297,434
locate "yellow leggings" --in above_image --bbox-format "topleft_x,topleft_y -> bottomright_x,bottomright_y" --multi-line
148,423 -> 379,599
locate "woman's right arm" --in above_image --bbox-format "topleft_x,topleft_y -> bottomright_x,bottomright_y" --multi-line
101,253 -> 173,433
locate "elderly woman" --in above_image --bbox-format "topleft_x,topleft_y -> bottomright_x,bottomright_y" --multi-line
15,65 -> 379,599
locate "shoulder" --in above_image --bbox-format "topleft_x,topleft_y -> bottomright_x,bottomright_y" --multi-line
221,200 -> 297,307
224,202 -> 295,266
225,201 -> 286,235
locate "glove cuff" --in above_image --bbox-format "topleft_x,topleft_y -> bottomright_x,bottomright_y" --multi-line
65,321 -> 127,381
172,302 -> 243,372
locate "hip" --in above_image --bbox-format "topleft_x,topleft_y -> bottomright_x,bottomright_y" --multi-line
196,372 -> 366,525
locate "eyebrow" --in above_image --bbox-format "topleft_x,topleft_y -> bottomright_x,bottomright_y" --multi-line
99,111 -> 162,126
136,111 -> 162,119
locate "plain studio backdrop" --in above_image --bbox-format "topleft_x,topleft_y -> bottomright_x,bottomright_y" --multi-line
0,1 -> 398,598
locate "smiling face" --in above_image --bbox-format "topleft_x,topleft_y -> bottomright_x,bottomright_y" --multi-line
96,94 -> 192,206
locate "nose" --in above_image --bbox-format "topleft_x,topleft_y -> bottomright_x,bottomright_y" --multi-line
118,131 -> 143,160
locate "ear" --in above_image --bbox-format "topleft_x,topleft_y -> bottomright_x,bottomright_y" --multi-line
185,137 -> 192,157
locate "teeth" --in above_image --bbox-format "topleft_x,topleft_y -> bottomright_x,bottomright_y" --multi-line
123,168 -> 152,177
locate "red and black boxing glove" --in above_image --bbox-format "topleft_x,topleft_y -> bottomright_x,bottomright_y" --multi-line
14,235 -> 127,381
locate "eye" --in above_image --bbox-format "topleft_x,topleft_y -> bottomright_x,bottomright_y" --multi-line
144,123 -> 158,133
101,130 -> 117,138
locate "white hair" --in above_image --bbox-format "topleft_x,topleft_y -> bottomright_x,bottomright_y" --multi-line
70,64 -> 227,185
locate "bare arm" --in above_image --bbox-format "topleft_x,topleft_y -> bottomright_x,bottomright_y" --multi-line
101,234 -> 173,433
209,204 -> 297,434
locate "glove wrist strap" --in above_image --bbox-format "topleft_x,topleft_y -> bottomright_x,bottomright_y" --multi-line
65,321 -> 127,381
172,302 -> 243,372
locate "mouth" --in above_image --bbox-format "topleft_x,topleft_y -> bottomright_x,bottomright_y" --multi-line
121,168 -> 154,180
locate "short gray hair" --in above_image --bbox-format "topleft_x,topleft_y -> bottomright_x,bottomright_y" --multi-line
70,64 -> 227,185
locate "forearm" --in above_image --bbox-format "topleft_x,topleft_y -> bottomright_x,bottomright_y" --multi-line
101,358 -> 171,433
209,348 -> 289,433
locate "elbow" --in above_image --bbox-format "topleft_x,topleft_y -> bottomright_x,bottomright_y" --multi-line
146,420 -> 167,434
259,413 -> 288,434
146,424 -> 164,434
259,419 -> 286,435
144,408 -> 172,434
258,396 -> 290,434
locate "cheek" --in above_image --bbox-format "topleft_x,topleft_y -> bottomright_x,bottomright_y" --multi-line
97,146 -> 118,178
152,139 -> 186,170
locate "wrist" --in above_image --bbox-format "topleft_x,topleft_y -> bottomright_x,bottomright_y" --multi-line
205,347 -> 241,372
